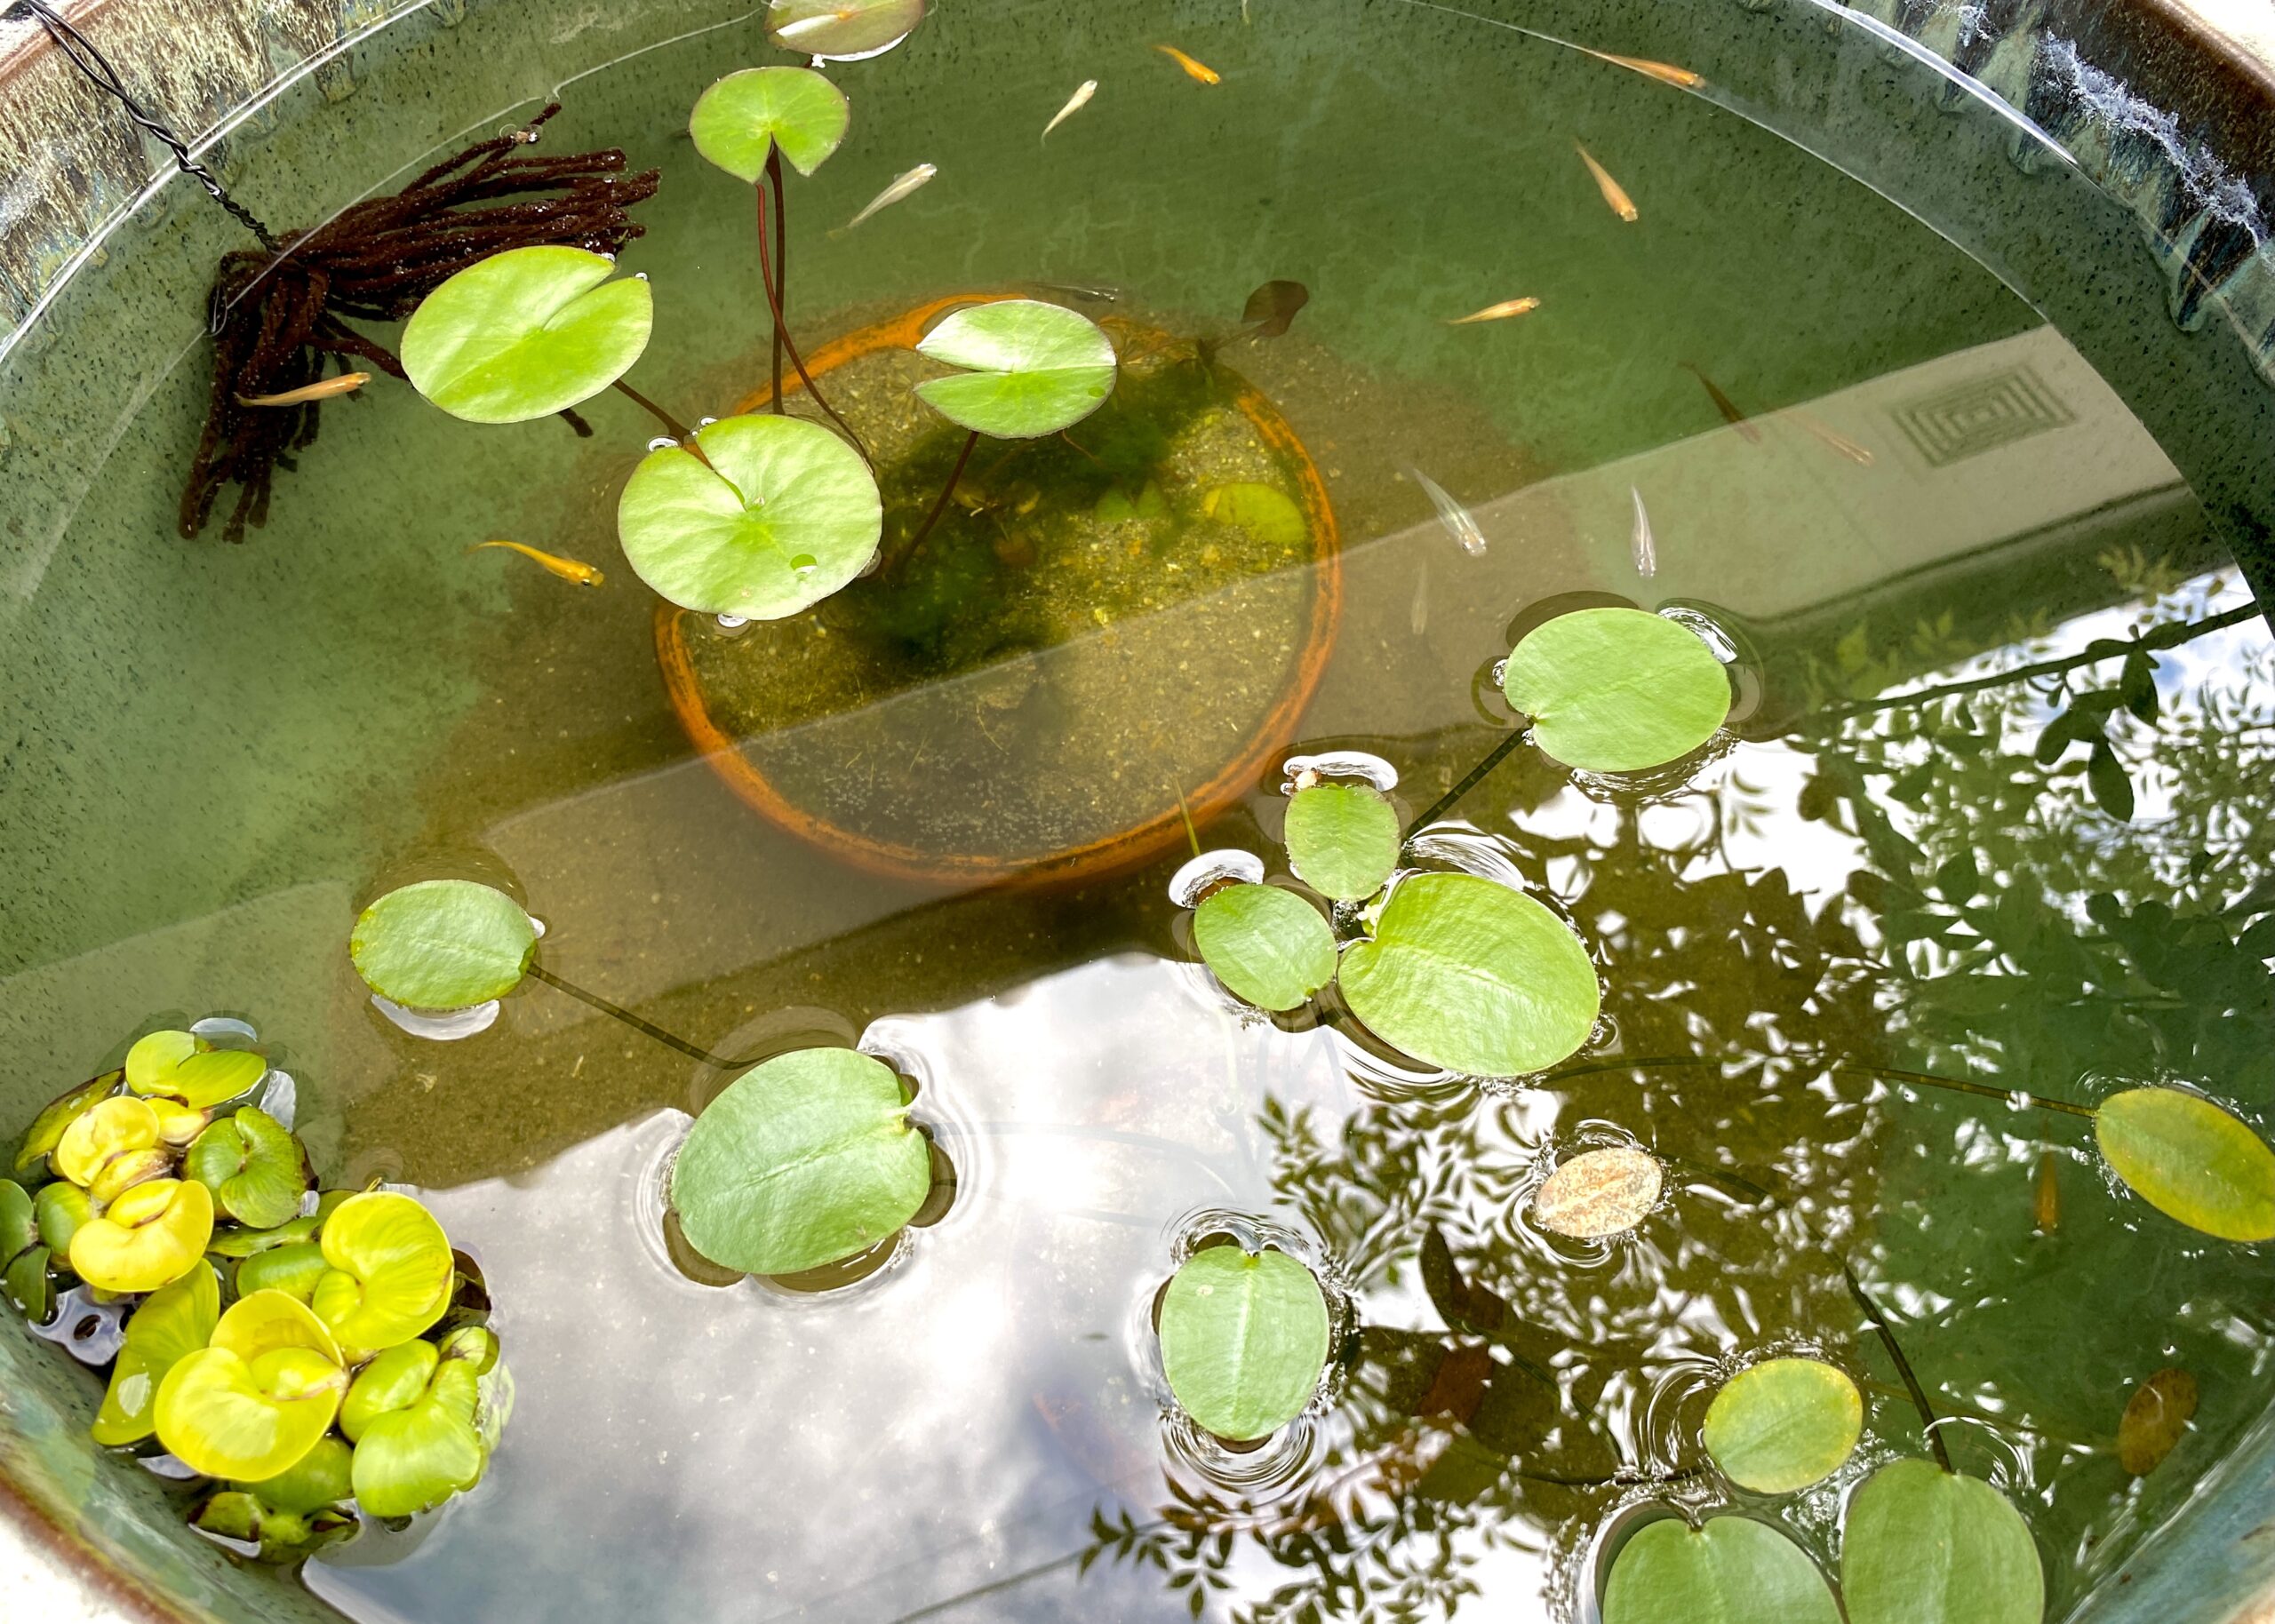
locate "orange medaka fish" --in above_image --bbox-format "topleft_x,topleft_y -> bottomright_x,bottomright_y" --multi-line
1792,410 -> 1876,465
1154,45 -> 1221,85
1575,142 -> 1639,221
235,371 -> 370,408
1449,297 -> 1541,324
2033,1150 -> 2061,1234
1680,362 -> 1763,444
466,540 -> 605,586
1574,45 -> 1704,89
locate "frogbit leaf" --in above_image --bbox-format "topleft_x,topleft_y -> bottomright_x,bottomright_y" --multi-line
1532,1146 -> 1662,1238
186,1109 -> 307,1230
34,1182 -> 91,1254
235,1242 -> 330,1303
14,1072 -> 118,1174
125,1031 -> 198,1094
4,1246 -> 52,1322
350,880 -> 537,1013
690,67 -> 849,181
1338,872 -> 1601,1076
401,245 -> 653,424
131,1045 -> 267,1111
2095,1087 -> 2275,1241
1193,883 -> 1337,1012
54,1095 -> 162,1187
1158,1246 -> 1329,1441
0,1180 -> 35,1260
670,1048 -> 930,1277
69,1178 -> 214,1294
241,1434 -> 355,1515
349,1357 -> 487,1517
1840,1459 -> 2043,1624
1602,1515 -> 1840,1624
1283,783 -> 1399,902
619,413 -> 882,618
2117,1367 -> 2197,1476
156,1293 -> 348,1481
311,1192 -> 456,1355
341,1340 -> 441,1443
1501,608 -> 1731,773
93,1262 -> 221,1445
914,299 -> 1117,438
765,0 -> 926,60
1701,1357 -> 1863,1493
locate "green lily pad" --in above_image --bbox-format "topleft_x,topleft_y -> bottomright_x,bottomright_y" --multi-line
670,1047 -> 930,1277
766,0 -> 925,58
914,299 -> 1117,439
350,1354 -> 487,1517
156,1295 -> 347,1481
1841,1459 -> 2044,1624
186,1109 -> 307,1230
1193,882 -> 1337,1012
1338,872 -> 1601,1076
1501,608 -> 1731,773
241,1434 -> 355,1514
14,1072 -> 118,1174
401,245 -> 653,425
1603,1515 -> 1840,1624
235,1241 -> 330,1303
690,67 -> 848,182
93,1262 -> 221,1446
618,413 -> 882,618
311,1191 -> 456,1355
4,1246 -> 52,1323
341,1339 -> 441,1443
0,1180 -> 33,1260
1283,783 -> 1400,902
2095,1087 -> 2275,1241
1203,483 -> 1307,547
1158,1245 -> 1329,1441
350,880 -> 538,1013
34,1182 -> 92,1254
129,1044 -> 267,1111
1702,1357 -> 1863,1493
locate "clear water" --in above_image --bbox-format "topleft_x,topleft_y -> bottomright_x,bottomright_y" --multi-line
2,3 -> 2271,1621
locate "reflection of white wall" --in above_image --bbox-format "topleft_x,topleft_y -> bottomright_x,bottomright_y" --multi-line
305,956 -> 1355,1624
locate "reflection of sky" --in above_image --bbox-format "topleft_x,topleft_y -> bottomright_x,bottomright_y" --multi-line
304,957 -> 1353,1624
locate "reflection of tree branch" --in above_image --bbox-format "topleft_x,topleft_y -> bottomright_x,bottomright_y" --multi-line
1543,1049 -> 2098,1119
1812,604 -> 2257,726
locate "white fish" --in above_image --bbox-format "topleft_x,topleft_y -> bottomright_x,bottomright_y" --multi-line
834,163 -> 936,233
1405,466 -> 1486,556
1043,80 -> 1097,140
1629,485 -> 1657,578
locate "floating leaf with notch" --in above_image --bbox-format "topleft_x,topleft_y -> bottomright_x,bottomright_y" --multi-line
1193,882 -> 1337,1012
93,1262 -> 221,1446
1283,783 -> 1399,901
126,1037 -> 266,1111
1840,1459 -> 2043,1624
1338,872 -> 1600,1075
1702,1357 -> 1863,1493
155,1291 -> 347,1482
690,67 -> 850,182
1158,1246 -> 1329,1441
69,1178 -> 213,1294
350,880 -> 538,1013
310,1191 -> 456,1355
1532,1146 -> 1662,1238
619,413 -> 882,617
187,1108 -> 307,1230
1501,607 -> 1731,773
671,1047 -> 931,1277
350,1354 -> 487,1517
914,299 -> 1117,438
1602,1515 -> 1840,1624
401,246 -> 653,424
2095,1087 -> 2275,1241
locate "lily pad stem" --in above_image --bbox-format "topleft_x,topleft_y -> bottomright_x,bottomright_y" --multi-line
754,159 -> 872,463
524,962 -> 743,1070
1403,724 -> 1529,839
1843,1262 -> 1952,1472
610,380 -> 715,473
897,428 -> 982,563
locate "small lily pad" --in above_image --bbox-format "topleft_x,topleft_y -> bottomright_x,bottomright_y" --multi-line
1203,482 -> 1307,547
1158,1245 -> 1329,1441
690,67 -> 849,182
401,245 -> 653,425
350,1354 -> 487,1517
2095,1087 -> 2275,1241
1533,1146 -> 1663,1238
1283,783 -> 1400,902
1702,1357 -> 1863,1493
1841,1459 -> 2043,1624
310,1191 -> 456,1355
766,0 -> 925,59
671,1047 -> 931,1277
618,413 -> 882,618
2118,1367 -> 2197,1476
93,1262 -> 221,1446
1602,1515 -> 1840,1624
156,1337 -> 345,1483
1193,882 -> 1337,1012
69,1178 -> 214,1294
1338,872 -> 1601,1076
1501,608 -> 1730,773
350,880 -> 538,1013
186,1109 -> 307,1230
14,1072 -> 118,1174
914,299 -> 1117,439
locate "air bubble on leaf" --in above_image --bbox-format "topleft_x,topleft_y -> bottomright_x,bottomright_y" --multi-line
1169,848 -> 1266,908
1280,751 -> 1399,794
648,436 -> 681,453
371,997 -> 502,1042
791,554 -> 819,576
191,1016 -> 261,1046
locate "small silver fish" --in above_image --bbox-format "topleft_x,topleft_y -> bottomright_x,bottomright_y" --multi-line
1043,80 -> 1097,140
1406,466 -> 1486,556
1629,485 -> 1657,578
834,163 -> 936,233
